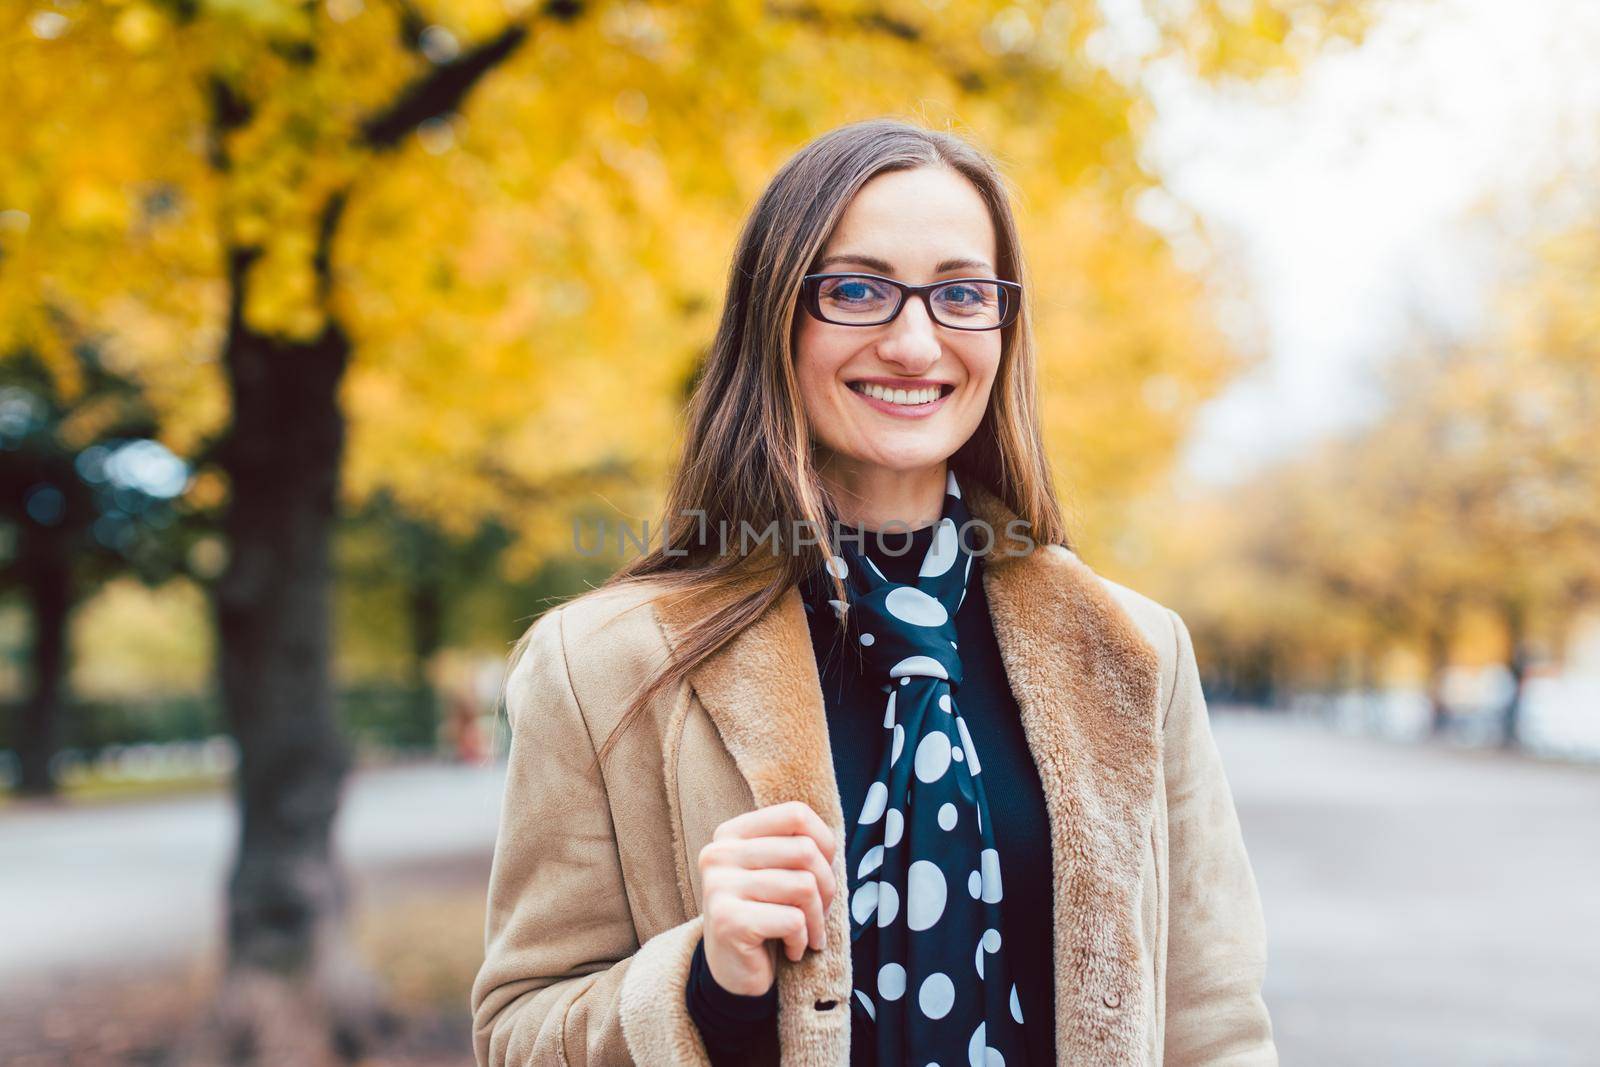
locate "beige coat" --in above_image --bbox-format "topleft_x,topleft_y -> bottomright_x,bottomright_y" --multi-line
471,483 -> 1277,1066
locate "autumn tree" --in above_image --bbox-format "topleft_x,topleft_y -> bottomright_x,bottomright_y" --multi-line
1135,212 -> 1600,743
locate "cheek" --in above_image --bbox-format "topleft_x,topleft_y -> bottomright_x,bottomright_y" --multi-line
794,322 -> 851,398
963,340 -> 1003,392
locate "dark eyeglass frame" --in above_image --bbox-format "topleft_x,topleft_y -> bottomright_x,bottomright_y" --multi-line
800,272 -> 1023,331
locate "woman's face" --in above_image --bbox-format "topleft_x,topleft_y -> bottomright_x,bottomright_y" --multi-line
795,165 -> 1003,478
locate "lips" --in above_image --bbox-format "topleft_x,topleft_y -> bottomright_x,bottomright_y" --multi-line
847,380 -> 955,418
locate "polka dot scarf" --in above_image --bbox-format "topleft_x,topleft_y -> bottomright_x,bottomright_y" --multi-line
800,470 -> 1029,1067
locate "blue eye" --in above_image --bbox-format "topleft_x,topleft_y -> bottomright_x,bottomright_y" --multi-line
821,277 -> 893,308
935,282 -> 999,316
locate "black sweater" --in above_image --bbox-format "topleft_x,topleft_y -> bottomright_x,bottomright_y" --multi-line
685,524 -> 1057,1065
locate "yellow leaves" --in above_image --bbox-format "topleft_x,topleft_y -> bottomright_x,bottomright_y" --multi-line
112,3 -> 167,52
597,0 -> 688,64
199,0 -> 310,37
1025,181 -> 1240,549
62,177 -> 132,233
1210,0 -> 1295,69
1149,0 -> 1369,81
243,229 -> 326,339
9,0 -> 1381,592
1502,221 -> 1600,369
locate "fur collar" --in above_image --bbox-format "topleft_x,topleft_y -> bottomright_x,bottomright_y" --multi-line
652,481 -> 1162,1063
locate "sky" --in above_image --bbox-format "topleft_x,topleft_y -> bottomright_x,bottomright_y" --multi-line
1119,0 -> 1600,485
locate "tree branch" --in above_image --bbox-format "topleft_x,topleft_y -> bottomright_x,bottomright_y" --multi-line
356,0 -> 589,152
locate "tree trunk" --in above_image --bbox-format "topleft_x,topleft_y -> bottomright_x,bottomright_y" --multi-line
1424,606 -> 1456,738
14,538 -> 71,797
196,247 -> 394,1064
1500,598 -> 1529,750
184,20 -> 532,1061
1357,642 -> 1381,730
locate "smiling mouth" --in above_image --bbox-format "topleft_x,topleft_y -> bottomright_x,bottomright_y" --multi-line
847,381 -> 955,407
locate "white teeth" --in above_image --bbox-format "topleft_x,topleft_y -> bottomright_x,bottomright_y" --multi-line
852,382 -> 943,405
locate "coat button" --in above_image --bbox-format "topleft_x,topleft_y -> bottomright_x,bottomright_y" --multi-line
1102,991 -> 1121,1009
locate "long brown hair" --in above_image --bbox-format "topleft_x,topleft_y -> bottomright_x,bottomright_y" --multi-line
508,117 -> 1070,768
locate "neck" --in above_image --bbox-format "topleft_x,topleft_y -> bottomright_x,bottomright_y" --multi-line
816,453 -> 947,533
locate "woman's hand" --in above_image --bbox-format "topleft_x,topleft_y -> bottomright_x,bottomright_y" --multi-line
697,800 -> 839,997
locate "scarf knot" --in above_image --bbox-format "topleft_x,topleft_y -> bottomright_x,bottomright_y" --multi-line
842,580 -> 965,691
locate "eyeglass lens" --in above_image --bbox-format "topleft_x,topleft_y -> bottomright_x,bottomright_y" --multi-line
814,276 -> 1009,328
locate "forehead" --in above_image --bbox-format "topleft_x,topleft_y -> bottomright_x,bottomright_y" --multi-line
821,166 -> 998,273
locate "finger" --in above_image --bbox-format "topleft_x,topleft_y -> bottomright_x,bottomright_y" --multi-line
732,898 -> 810,963
712,800 -> 837,862
726,867 -> 827,952
703,834 -> 837,906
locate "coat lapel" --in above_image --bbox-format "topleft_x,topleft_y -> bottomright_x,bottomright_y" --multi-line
652,483 -> 1163,1065
654,566 -> 853,1064
968,484 -> 1164,1063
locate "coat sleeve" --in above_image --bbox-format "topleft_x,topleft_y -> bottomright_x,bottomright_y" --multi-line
1160,608 -> 1279,1066
470,606 -> 714,1067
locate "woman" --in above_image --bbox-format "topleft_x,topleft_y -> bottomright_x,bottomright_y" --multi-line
471,118 -> 1276,1066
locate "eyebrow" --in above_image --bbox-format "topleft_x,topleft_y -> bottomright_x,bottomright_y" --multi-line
815,253 -> 996,275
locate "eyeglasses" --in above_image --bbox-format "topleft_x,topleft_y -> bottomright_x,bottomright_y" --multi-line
800,272 -> 1022,331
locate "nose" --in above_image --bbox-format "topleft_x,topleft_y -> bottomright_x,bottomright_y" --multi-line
874,293 -> 942,373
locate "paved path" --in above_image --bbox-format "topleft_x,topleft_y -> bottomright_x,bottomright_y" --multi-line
1215,711 -> 1600,1066
0,762 -> 507,989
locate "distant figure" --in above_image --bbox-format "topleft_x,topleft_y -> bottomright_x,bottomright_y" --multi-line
447,688 -> 485,764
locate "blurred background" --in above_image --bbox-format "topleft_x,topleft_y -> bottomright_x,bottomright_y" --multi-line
3,0 -> 1597,1064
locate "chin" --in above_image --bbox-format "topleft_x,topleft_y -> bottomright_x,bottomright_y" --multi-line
845,441 -> 958,473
